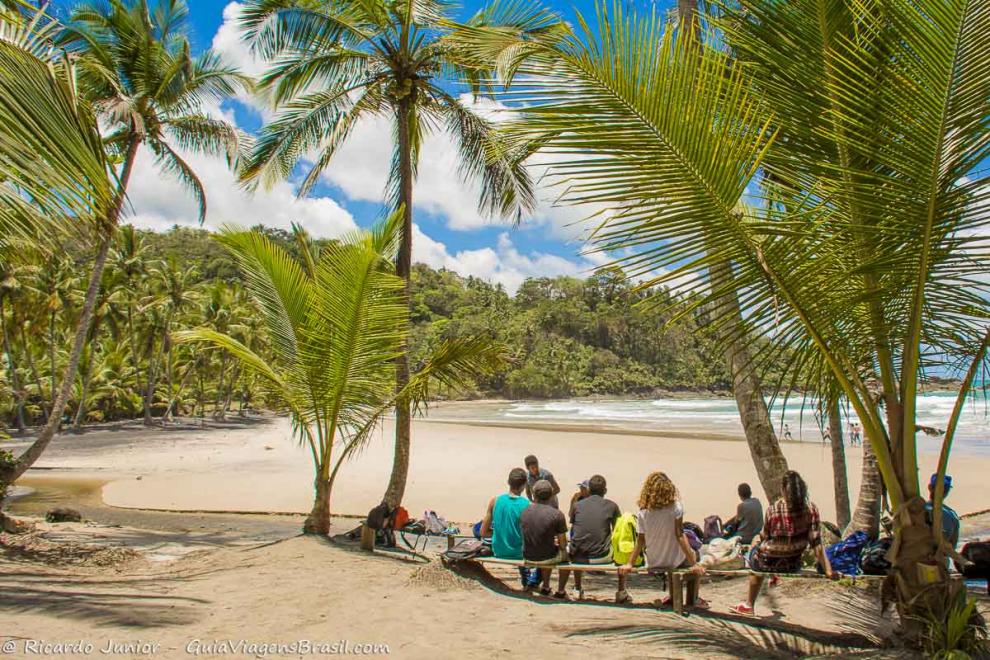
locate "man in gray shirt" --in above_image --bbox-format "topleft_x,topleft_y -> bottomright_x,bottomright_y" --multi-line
725,483 -> 763,545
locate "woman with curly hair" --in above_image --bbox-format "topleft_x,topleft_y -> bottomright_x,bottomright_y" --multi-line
618,471 -> 707,608
730,470 -> 834,616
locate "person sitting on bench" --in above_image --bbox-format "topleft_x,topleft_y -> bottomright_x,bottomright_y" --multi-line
723,482 -> 763,545
557,474 -> 622,600
730,470 -> 834,616
481,467 -> 537,589
520,479 -> 569,597
619,471 -> 707,608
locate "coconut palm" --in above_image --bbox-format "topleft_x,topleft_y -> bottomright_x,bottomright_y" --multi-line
176,212 -> 508,534
0,0 -> 247,487
0,8 -> 115,488
454,0 -> 989,632
238,0 -> 544,508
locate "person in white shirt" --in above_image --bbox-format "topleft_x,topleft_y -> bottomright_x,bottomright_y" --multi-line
619,471 -> 707,609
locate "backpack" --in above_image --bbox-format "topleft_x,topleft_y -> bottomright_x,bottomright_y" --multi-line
366,502 -> 393,530
611,513 -> 644,567
955,541 -> 990,579
703,515 -> 723,542
442,538 -> 491,561
684,521 -> 704,540
684,529 -> 703,552
393,506 -> 410,531
860,537 -> 893,576
825,530 -> 870,576
424,510 -> 447,535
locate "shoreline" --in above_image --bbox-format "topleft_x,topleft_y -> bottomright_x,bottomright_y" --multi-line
9,414 -> 989,525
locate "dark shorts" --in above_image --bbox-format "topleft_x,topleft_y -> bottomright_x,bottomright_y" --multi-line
569,551 -> 613,565
747,543 -> 803,574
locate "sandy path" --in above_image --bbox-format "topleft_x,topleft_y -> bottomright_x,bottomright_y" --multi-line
16,414 -> 990,526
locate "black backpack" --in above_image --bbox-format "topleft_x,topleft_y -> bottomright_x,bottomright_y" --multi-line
955,541 -> 990,594
860,537 -> 893,576
366,502 -> 394,530
442,538 -> 491,562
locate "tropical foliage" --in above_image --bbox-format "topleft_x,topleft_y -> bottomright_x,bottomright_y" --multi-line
450,0 -> 989,634
177,214 -> 508,533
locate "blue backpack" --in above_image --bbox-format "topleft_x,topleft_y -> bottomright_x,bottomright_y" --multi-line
825,530 -> 870,576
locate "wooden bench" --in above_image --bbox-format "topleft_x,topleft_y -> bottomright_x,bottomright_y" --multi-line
446,555 -> 887,615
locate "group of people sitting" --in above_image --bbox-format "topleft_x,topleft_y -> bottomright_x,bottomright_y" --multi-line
478,455 -> 834,615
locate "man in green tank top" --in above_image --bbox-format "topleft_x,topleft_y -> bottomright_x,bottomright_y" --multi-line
481,468 -> 537,587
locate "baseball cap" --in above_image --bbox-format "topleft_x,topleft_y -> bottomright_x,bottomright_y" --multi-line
533,479 -> 554,500
929,473 -> 952,490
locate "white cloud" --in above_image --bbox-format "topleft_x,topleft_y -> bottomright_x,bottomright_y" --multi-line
123,145 -> 357,239
412,226 -> 596,294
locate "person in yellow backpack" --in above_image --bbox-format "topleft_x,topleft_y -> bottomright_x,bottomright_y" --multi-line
610,511 -> 642,603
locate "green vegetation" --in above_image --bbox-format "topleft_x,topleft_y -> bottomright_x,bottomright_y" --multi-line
0,225 -> 732,432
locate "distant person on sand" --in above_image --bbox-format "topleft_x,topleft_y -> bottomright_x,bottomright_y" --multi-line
731,471 -> 834,616
723,483 -> 763,545
481,467 -> 538,589
569,479 -> 591,520
851,423 -> 862,446
925,473 -> 960,551
783,424 -> 793,441
520,480 -> 569,597
524,455 -> 561,508
619,472 -> 707,609
558,475 -> 622,600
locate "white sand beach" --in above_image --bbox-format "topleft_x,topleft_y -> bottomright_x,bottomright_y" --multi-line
15,409 -> 990,525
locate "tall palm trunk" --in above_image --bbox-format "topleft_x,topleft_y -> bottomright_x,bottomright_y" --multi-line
682,0 -> 789,503
828,397 -> 851,529
20,326 -> 49,422
382,96 -> 414,509
0,137 -> 140,488
0,296 -> 27,432
72,352 -> 93,430
143,309 -> 173,426
846,439 -> 881,538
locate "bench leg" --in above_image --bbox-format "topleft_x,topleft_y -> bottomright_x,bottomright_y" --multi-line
359,524 -> 375,552
670,572 -> 683,615
686,573 -> 698,608
447,535 -> 455,550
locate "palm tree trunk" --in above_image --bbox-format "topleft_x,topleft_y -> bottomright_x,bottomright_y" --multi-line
0,136 -> 140,488
382,96 -> 415,509
143,310 -> 173,426
845,439 -> 881,538
679,0 -> 789,503
304,471 -> 332,535
72,354 -> 92,430
710,260 -> 789,502
0,296 -> 27,432
828,397 -> 851,530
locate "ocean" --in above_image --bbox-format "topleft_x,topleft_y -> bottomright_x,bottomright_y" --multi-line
433,392 -> 990,457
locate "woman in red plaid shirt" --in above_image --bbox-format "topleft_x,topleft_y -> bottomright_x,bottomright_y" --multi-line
730,471 -> 834,616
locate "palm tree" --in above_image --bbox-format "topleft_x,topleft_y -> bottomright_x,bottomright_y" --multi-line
454,0 -> 989,632
0,0 -> 247,487
0,10 -> 115,488
139,257 -> 199,425
826,397 -> 851,531
238,0 -> 541,508
177,212 -> 508,534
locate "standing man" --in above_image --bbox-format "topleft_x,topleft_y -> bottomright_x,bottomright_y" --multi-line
925,473 -> 960,551
524,455 -> 561,509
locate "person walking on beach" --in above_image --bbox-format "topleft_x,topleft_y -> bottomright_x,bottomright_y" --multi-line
520,480 -> 569,597
619,472 -> 707,609
558,475 -> 622,600
783,424 -> 793,441
524,455 -> 561,508
730,471 -> 834,616
723,483 -> 763,545
481,468 -> 537,589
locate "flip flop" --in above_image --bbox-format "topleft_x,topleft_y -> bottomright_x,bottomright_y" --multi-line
691,597 -> 711,610
730,603 -> 755,616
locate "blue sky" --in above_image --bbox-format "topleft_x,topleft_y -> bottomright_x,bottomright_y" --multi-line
53,1 -> 678,293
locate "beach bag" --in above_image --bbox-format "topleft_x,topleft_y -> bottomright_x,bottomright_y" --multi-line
825,531 -> 869,576
424,510 -> 447,535
701,536 -> 743,570
703,515 -> 723,542
860,537 -> 893,576
442,538 -> 491,562
611,513 -> 644,567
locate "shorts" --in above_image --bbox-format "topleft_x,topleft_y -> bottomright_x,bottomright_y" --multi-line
568,548 -> 613,565
747,543 -> 803,574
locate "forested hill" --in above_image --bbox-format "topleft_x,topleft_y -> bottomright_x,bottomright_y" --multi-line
146,225 -> 731,398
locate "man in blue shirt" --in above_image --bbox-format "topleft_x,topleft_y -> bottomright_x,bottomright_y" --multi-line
925,473 -> 960,550
482,467 -> 538,588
